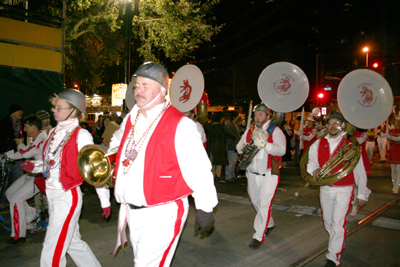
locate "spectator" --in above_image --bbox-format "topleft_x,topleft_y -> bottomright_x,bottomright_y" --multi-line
207,113 -> 235,183
114,110 -> 129,125
281,120 -> 293,163
0,104 -> 25,208
92,114 -> 104,131
92,114 -> 112,144
224,111 -> 241,182
36,110 -> 53,134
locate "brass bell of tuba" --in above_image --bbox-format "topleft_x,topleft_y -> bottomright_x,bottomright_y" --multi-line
77,145 -> 116,187
299,123 -> 361,186
300,68 -> 394,186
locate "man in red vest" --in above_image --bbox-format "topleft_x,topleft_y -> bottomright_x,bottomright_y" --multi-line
236,103 -> 286,249
307,111 -> 371,267
108,62 -> 218,266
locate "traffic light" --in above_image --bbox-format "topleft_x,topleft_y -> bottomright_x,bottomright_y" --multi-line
317,92 -> 324,99
372,62 -> 379,68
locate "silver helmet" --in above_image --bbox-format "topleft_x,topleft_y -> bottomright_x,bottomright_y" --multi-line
132,62 -> 169,89
253,103 -> 270,114
58,89 -> 86,113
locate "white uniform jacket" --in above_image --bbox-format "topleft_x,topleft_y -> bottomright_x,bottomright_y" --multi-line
307,131 -> 371,201
109,101 -> 218,213
236,120 -> 286,175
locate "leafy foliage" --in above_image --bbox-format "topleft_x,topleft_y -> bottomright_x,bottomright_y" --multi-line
6,0 -> 221,93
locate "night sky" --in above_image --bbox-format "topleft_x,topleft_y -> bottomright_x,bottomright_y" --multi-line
172,0 -> 399,110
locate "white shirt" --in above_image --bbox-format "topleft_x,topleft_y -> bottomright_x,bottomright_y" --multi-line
6,130 -> 47,161
109,101 -> 218,212
195,121 -> 207,143
236,120 -> 286,175
307,131 -> 371,201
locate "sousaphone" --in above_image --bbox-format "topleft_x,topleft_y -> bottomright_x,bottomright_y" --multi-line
169,64 -> 206,121
300,69 -> 393,186
236,62 -> 310,170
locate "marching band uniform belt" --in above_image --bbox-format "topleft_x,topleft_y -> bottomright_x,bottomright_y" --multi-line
249,171 -> 266,176
128,204 -> 147,210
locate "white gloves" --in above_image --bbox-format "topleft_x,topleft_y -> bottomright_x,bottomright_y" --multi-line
252,128 -> 268,149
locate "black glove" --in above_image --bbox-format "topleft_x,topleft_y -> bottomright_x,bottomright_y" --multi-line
194,209 -> 215,234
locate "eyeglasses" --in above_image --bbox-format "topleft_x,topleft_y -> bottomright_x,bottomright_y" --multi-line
327,121 -> 342,126
52,107 -> 72,112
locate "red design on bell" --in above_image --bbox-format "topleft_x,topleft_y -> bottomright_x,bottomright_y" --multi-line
179,80 -> 192,103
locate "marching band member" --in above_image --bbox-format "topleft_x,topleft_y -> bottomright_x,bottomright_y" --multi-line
109,62 -> 218,266
376,122 -> 387,162
236,103 -> 286,249
306,111 -> 371,267
297,114 -> 317,152
381,115 -> 400,194
4,114 -> 47,244
22,89 -> 110,267
365,128 -> 376,164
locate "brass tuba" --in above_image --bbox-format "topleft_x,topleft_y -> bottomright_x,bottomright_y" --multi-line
235,111 -> 285,171
300,68 -> 393,186
300,124 -> 361,186
235,62 -> 310,171
77,145 -> 117,187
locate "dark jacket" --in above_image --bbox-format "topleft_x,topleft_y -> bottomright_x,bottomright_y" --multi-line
0,116 -> 21,153
225,120 -> 241,151
206,122 -> 235,165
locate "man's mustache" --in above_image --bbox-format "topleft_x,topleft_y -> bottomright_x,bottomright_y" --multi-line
135,94 -> 146,100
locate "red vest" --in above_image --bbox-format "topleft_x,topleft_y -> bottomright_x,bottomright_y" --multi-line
318,137 -> 355,186
43,126 -> 82,191
388,129 -> 400,164
246,125 -> 282,171
114,105 -> 192,206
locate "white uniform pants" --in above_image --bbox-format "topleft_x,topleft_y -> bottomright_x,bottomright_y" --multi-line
390,164 -> 400,193
246,171 -> 278,242
5,174 -> 38,239
320,185 -> 353,266
41,187 -> 101,267
126,198 -> 189,267
377,136 -> 387,161
365,141 -> 375,163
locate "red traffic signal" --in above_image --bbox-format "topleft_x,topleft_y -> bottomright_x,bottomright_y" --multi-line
372,62 -> 379,68
317,92 -> 324,99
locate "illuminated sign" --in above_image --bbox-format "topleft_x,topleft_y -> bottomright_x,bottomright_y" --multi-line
112,83 -> 127,106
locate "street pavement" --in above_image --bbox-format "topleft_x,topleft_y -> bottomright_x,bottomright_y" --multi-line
0,154 -> 399,267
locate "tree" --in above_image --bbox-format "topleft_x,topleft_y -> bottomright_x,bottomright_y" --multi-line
8,0 -> 222,93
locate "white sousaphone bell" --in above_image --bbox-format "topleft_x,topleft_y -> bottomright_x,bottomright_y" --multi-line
169,64 -> 205,112
337,69 -> 393,129
300,68 -> 394,186
257,62 -> 309,113
236,62 -> 310,171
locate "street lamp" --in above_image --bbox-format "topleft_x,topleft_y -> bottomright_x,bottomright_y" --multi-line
363,47 -> 369,67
